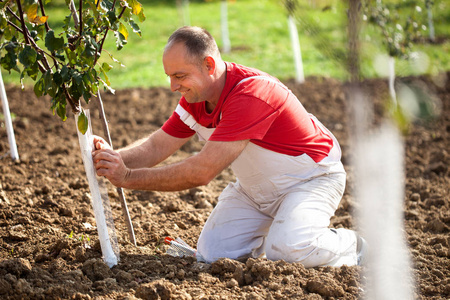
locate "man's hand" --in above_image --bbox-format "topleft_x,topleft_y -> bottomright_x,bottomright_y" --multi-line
92,137 -> 130,187
93,135 -> 112,151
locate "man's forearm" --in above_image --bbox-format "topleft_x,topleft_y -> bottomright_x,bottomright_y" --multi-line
118,137 -> 151,168
122,157 -> 213,191
118,130 -> 190,169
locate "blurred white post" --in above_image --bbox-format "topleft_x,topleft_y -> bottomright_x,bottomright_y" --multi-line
221,0 -> 231,53
426,2 -> 435,42
177,0 -> 190,26
0,71 -> 19,162
288,15 -> 305,83
355,121 -> 414,300
388,56 -> 397,106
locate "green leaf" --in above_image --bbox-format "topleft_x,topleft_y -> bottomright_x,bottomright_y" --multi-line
53,71 -> 63,86
44,70 -> 58,97
34,76 -> 45,97
45,30 -> 65,52
106,11 -> 117,27
114,31 -> 127,50
63,14 -> 71,31
65,48 -> 77,66
129,19 -> 141,37
25,62 -> 39,80
101,62 -> 112,72
60,65 -> 70,82
118,22 -> 129,41
0,10 -> 8,28
77,110 -> 89,135
83,35 -> 98,57
127,0 -> 143,16
56,102 -> 67,121
107,52 -> 125,67
0,48 -> 18,72
138,9 -> 146,22
18,45 -> 37,68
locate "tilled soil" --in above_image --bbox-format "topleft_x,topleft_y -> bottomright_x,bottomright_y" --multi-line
0,73 -> 448,299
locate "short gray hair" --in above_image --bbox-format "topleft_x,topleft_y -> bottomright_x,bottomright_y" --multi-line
165,26 -> 220,65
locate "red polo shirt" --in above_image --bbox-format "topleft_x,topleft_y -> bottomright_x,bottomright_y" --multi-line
162,62 -> 333,163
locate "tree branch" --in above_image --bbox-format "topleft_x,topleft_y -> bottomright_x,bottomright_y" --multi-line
79,0 -> 83,36
14,0 -> 30,45
6,20 -> 23,34
69,0 -> 79,28
118,6 -> 126,19
12,0 -> 53,72
63,84 -> 80,114
38,0 -> 51,32
6,7 -> 21,22
93,6 -> 126,66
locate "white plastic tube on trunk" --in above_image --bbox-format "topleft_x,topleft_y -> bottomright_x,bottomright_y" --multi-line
0,71 -> 19,161
355,121 -> 414,300
76,110 -> 119,268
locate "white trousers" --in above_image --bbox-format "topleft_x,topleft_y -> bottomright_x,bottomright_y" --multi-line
196,135 -> 358,267
191,111 -> 357,267
197,172 -> 357,267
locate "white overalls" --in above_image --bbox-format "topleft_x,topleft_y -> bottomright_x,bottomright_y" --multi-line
175,77 -> 358,267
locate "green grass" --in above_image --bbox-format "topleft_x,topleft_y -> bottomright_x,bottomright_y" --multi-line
1,0 -> 449,89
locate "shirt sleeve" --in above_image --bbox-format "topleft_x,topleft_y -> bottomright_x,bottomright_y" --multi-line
161,111 -> 196,138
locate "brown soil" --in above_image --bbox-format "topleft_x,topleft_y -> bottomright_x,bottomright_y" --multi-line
0,73 -> 448,299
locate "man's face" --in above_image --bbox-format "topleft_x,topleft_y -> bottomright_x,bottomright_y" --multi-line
163,42 -> 212,104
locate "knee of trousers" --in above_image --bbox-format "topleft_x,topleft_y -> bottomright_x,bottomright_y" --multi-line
197,239 -> 253,263
197,231 -> 265,263
264,229 -> 321,264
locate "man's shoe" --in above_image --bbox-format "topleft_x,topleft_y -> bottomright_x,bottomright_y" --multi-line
356,233 -> 369,266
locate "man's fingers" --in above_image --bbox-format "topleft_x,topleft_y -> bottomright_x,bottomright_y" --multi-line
96,167 -> 109,177
94,158 -> 113,170
92,149 -> 117,162
92,135 -> 111,150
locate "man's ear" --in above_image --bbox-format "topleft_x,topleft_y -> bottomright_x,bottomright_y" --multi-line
204,56 -> 216,75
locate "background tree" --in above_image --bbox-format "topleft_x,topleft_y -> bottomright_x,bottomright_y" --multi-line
425,0 -> 435,42
363,0 -> 426,108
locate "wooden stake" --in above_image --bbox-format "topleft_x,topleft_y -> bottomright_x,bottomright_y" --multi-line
96,91 -> 136,246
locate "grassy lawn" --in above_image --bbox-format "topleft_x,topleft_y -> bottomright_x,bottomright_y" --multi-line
1,0 -> 449,89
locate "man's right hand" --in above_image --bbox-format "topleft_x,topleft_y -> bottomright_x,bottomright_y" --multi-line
93,135 -> 112,151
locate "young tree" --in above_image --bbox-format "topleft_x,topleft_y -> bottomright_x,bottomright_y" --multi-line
0,0 -> 144,122
0,0 -> 146,248
425,0 -> 435,42
363,0 -> 425,106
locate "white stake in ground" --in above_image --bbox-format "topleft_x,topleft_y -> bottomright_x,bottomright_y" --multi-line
76,110 -> 120,268
0,71 -> 19,162
288,14 -> 305,84
221,0 -> 231,53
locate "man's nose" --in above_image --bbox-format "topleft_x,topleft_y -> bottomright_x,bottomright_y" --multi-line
170,79 -> 180,92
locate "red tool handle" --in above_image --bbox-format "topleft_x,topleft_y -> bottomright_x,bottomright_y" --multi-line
164,237 -> 174,244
